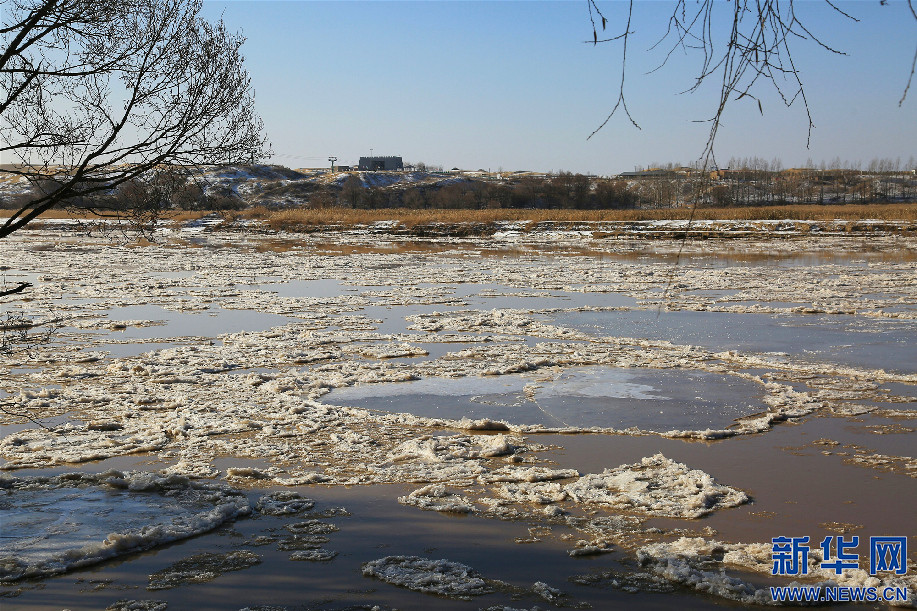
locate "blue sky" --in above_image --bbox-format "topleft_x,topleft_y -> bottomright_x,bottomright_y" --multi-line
202,1 -> 917,174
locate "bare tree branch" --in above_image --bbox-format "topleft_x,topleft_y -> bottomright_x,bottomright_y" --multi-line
902,44 -> 917,106
584,0 -> 913,159
902,1 -> 917,105
588,0 -> 639,140
0,0 -> 270,240
0,282 -> 32,297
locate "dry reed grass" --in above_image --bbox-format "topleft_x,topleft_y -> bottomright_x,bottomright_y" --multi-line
14,202 -> 917,228
229,203 -> 917,228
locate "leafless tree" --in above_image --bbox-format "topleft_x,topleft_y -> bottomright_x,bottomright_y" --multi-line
586,0 -> 917,166
339,174 -> 364,208
1,0 -> 267,354
0,0 -> 269,241
106,167 -> 195,234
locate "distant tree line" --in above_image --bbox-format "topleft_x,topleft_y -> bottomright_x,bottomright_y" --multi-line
330,172 -> 639,210
325,165 -> 916,211
4,159 -> 914,215
1,168 -> 246,213
700,156 -> 917,208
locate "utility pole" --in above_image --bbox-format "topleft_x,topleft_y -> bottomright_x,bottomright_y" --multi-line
328,156 -> 337,172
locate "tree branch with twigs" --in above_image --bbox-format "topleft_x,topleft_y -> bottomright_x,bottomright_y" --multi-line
0,281 -> 31,297
583,0 -> 915,307
585,0 -> 916,168
0,0 -> 270,241
1,0 -> 268,357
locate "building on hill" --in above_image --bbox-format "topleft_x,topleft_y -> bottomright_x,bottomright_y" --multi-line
358,156 -> 403,171
618,169 -> 676,179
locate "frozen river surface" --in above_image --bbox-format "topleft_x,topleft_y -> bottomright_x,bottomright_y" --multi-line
1,225 -> 915,610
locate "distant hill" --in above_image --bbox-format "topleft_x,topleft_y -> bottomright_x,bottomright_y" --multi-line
2,163 -> 914,211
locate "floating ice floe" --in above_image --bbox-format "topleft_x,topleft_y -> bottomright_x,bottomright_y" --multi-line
105,600 -> 168,611
0,423 -> 170,469
532,580 -> 564,602
361,555 -> 493,599
289,549 -> 337,562
407,308 -> 590,340
397,484 -> 475,513
0,471 -> 250,582
284,519 -> 338,535
147,550 -> 261,590
564,454 -> 749,518
494,481 -> 568,506
389,434 -> 520,463
481,466 -> 579,483
255,491 -> 316,515
276,534 -> 329,551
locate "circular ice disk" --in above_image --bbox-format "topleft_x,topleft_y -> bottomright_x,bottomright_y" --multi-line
533,367 -> 763,432
326,366 -> 763,433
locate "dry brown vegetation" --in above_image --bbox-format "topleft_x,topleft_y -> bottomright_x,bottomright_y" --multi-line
226,203 -> 917,229
12,202 -> 917,230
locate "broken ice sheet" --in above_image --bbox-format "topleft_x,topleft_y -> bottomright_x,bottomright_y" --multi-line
289,548 -> 337,562
105,600 -> 168,611
0,471 -> 250,581
3,227 -> 915,606
284,519 -> 339,535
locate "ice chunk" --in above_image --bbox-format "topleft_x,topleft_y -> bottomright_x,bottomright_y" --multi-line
398,484 -> 475,513
255,491 -> 315,515
532,581 -> 563,602
495,482 -> 567,505
147,550 -> 261,590
105,601 -> 168,611
284,520 -> 338,535
289,549 -> 337,562
564,454 -> 748,518
361,556 -> 493,599
359,342 -> 429,359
